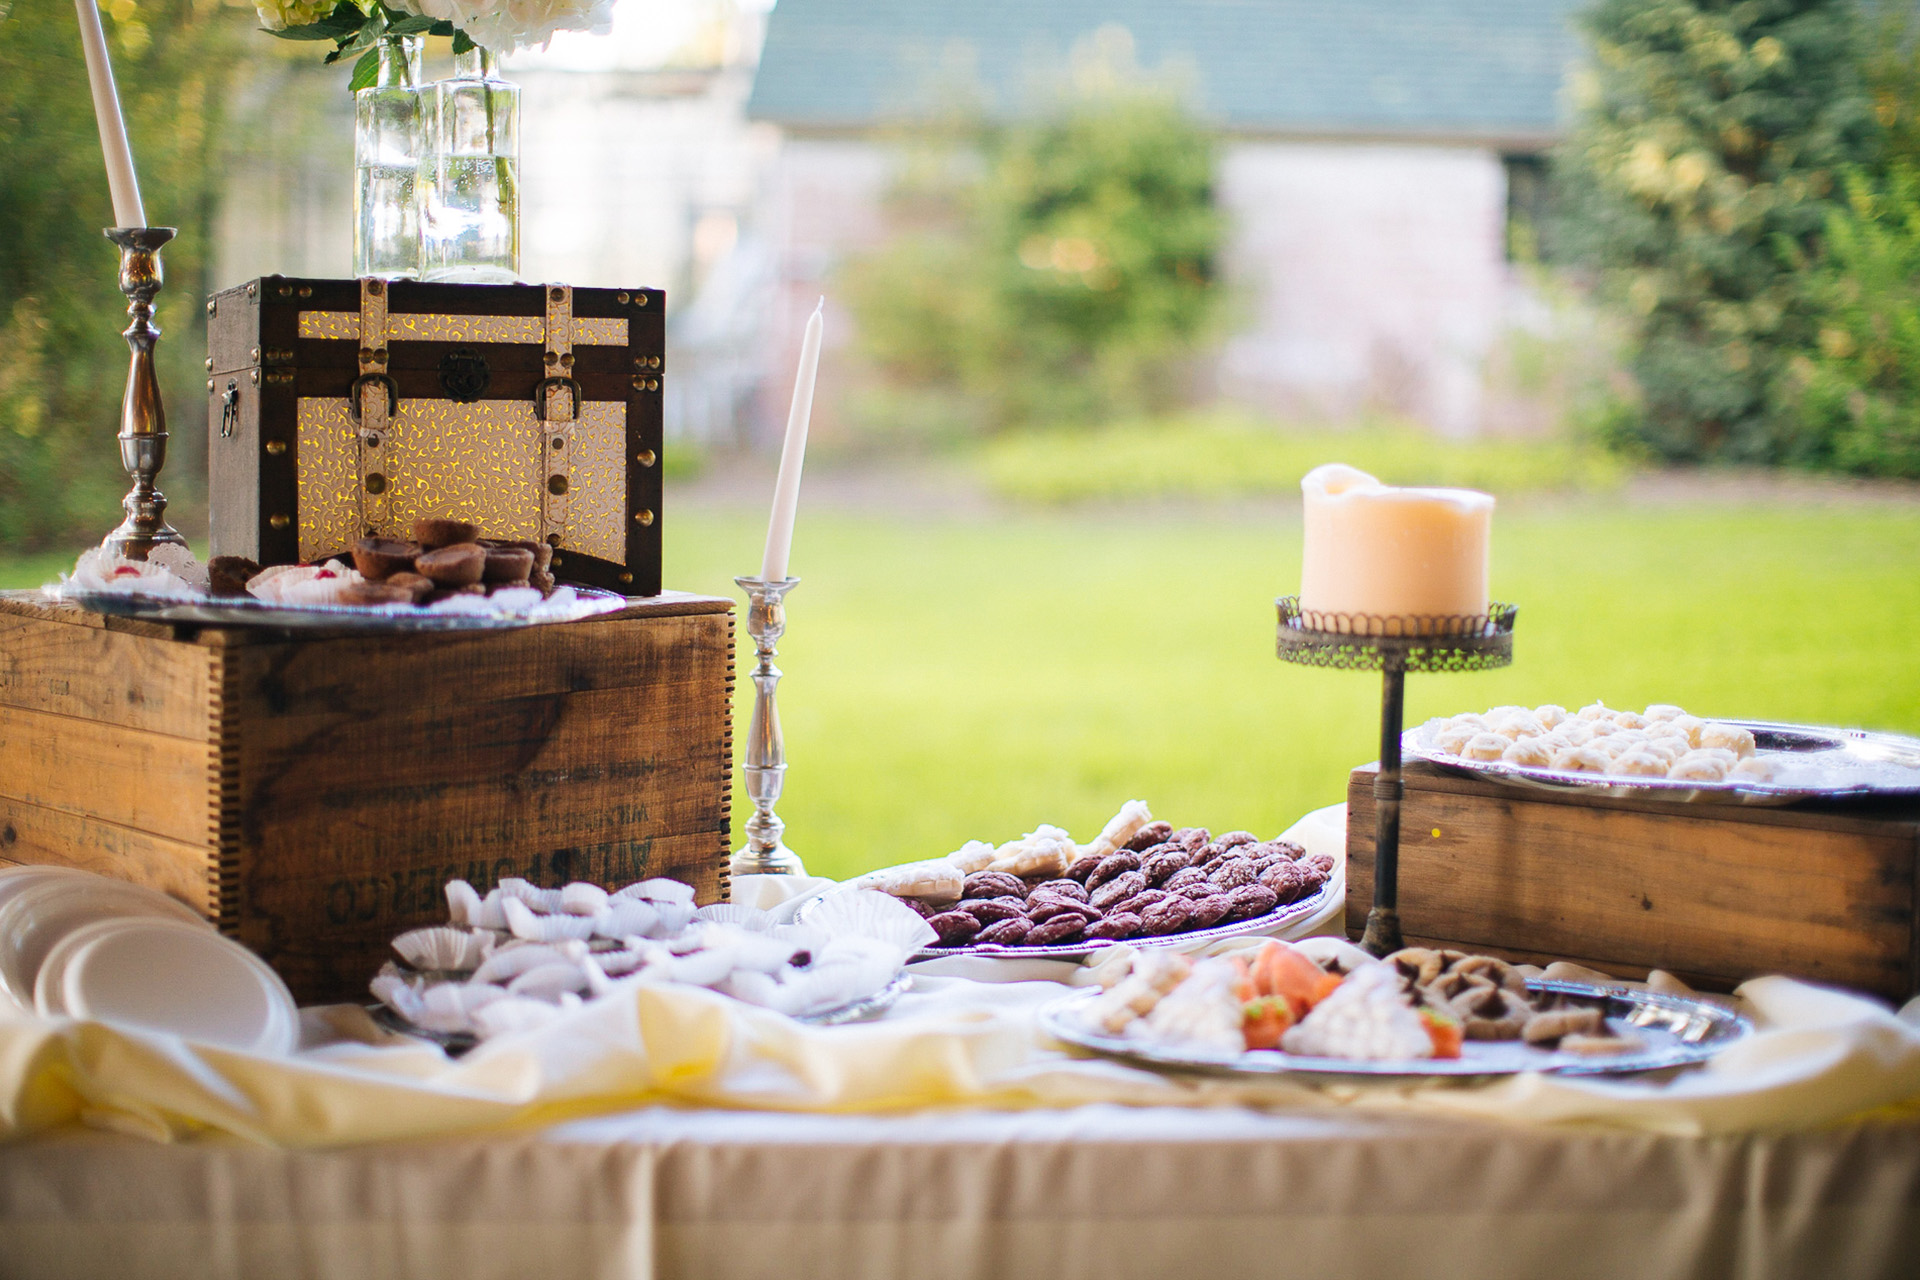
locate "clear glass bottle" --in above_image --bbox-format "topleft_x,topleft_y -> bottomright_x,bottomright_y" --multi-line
422,46 -> 521,283
352,36 -> 426,278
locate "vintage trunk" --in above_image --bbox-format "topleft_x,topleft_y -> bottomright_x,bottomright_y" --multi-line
0,592 -> 732,1003
205,276 -> 664,595
1346,761 -> 1920,1001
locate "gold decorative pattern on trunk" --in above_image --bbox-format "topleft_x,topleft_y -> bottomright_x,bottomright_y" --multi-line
294,397 -> 627,562
296,311 -> 629,345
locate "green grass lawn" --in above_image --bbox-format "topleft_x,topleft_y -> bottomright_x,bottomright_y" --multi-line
9,493 -> 1919,885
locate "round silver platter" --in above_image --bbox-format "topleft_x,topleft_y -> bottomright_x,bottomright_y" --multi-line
1040,977 -> 1752,1079
1405,717 -> 1920,806
797,879 -> 1339,962
51,586 -> 629,634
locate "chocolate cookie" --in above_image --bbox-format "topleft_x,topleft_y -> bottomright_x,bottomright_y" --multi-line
1169,827 -> 1211,853
1141,848 -> 1191,886
1085,852 -> 1141,891
963,871 -> 1027,901
1084,913 -> 1141,941
1215,831 -> 1259,850
961,896 -> 1027,925
1139,896 -> 1194,936
1259,861 -> 1311,905
927,911 -> 983,946
1025,914 -> 1087,946
976,916 -> 1032,946
1208,857 -> 1259,890
1028,895 -> 1096,924
1162,866 -> 1210,895
1303,853 -> 1336,875
1088,871 -> 1147,911
1030,879 -> 1089,903
1064,853 -> 1106,883
1190,842 -> 1228,867
1123,821 -> 1174,853
1187,893 -> 1235,929
899,897 -> 938,919
1222,883 -> 1279,922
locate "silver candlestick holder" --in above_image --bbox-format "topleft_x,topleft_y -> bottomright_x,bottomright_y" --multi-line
101,226 -> 187,560
732,575 -> 805,877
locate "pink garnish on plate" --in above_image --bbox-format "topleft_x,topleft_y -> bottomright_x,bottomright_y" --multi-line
111,566 -> 141,578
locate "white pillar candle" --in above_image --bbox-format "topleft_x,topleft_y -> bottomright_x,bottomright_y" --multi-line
1299,463 -> 1493,629
74,0 -> 146,228
760,298 -> 823,583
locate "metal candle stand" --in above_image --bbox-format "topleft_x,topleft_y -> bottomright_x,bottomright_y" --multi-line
732,575 -> 805,877
1275,597 -> 1517,957
101,227 -> 187,560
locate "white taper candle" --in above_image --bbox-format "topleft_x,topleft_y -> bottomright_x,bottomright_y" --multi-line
760,297 -> 823,583
74,0 -> 146,228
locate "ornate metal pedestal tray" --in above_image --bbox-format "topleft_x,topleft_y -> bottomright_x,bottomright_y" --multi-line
1041,978 -> 1751,1080
1276,598 -> 1516,956
795,876 -> 1341,963
1407,718 -> 1920,806
46,585 -> 629,633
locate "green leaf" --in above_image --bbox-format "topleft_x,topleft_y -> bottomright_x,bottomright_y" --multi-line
384,14 -> 435,34
270,15 -> 365,40
427,19 -> 455,36
347,45 -> 380,92
451,29 -> 474,54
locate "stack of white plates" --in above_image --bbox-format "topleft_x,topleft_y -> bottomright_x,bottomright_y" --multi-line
0,866 -> 297,1054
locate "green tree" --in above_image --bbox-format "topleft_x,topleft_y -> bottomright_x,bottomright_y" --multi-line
1556,0 -> 1880,462
0,0 -> 248,551
843,85 -> 1224,433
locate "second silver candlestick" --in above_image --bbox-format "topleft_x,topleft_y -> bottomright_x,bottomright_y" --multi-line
731,575 -> 805,878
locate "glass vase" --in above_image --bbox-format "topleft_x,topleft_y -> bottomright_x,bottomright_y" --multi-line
352,36 -> 426,279
422,46 -> 521,283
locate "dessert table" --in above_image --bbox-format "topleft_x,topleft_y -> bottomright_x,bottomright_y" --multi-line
4,1103 -> 1919,1279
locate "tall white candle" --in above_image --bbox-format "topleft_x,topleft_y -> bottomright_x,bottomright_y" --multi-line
760,298 -> 823,582
74,0 -> 146,228
1299,463 -> 1493,630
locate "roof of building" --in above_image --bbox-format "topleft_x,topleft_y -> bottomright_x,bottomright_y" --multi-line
748,0 -> 1586,145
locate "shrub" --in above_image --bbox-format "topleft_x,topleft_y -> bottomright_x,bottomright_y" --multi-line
1555,0 -> 1880,463
842,84 -> 1225,434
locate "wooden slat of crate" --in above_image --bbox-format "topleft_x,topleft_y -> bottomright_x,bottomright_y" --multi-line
0,612 -> 211,737
0,704 -> 212,846
0,800 -> 216,915
1347,762 -> 1920,1000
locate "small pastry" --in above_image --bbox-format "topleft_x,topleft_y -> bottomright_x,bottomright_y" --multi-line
1670,715 -> 1707,748
1521,1006 -> 1605,1046
1668,751 -> 1731,782
481,544 -> 536,584
529,568 -> 557,596
1461,732 -> 1512,761
1551,745 -> 1611,773
413,518 -> 480,549
1730,755 -> 1775,783
1555,720 -> 1599,747
207,555 -> 262,597
1432,724 -> 1479,755
1637,737 -> 1687,764
1124,821 -> 1175,853
1610,710 -> 1648,730
337,581 -> 415,606
416,543 -> 487,586
351,536 -> 419,580
1491,711 -> 1545,741
384,572 -> 434,601
1644,704 -> 1687,722
1698,722 -> 1757,758
1532,704 -> 1570,729
1561,1031 -> 1642,1056
1501,737 -> 1554,767
1576,701 -> 1613,721
1611,750 -> 1669,777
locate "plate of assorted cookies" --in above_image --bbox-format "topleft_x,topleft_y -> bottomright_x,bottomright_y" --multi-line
800,802 -> 1340,960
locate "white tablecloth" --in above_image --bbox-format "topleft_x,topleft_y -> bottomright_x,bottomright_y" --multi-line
3,1104 -> 1917,1279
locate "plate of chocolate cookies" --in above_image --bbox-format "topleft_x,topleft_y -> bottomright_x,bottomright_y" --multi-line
800,815 -> 1341,961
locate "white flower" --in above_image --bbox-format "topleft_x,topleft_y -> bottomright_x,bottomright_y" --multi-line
254,0 -> 338,32
407,0 -> 615,53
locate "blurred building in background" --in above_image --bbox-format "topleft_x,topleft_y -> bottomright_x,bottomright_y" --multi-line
748,0 -> 1585,438
215,0 -> 1584,446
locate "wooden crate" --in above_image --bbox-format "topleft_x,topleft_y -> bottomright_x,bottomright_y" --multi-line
1347,761 -> 1920,1002
0,592 -> 733,1003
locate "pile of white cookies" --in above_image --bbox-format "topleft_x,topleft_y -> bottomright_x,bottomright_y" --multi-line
1424,702 -> 1772,784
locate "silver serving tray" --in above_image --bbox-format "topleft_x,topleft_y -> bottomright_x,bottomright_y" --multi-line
1406,717 -> 1920,806
1041,977 -> 1752,1079
50,586 -> 628,633
798,880 -> 1338,962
